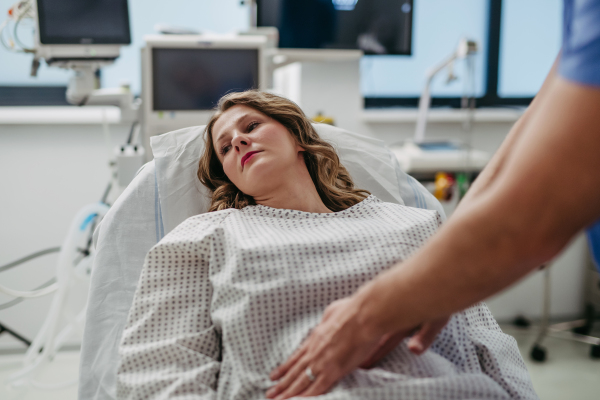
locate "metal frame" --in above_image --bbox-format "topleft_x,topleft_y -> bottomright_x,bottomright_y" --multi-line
529,260 -> 600,362
365,0 -> 535,109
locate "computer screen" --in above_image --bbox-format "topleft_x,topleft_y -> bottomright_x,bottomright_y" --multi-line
151,48 -> 259,111
257,0 -> 413,55
36,0 -> 131,45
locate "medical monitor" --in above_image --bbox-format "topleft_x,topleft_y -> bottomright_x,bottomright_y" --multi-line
36,0 -> 131,45
141,34 -> 268,158
152,48 -> 259,111
34,0 -> 131,63
256,0 -> 413,55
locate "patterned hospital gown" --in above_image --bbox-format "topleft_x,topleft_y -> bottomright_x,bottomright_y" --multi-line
117,195 -> 538,400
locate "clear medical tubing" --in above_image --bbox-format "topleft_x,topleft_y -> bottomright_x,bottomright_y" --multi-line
0,249 -> 62,299
0,281 -> 58,298
6,202 -> 110,390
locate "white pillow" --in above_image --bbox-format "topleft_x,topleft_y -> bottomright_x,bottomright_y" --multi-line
151,123 -> 444,234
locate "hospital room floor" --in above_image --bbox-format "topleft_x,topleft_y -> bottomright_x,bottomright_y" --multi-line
0,324 -> 598,400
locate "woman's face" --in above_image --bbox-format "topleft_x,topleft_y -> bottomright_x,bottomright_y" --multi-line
212,104 -> 305,197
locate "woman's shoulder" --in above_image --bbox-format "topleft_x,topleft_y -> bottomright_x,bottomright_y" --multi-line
364,195 -> 441,223
358,194 -> 437,213
160,209 -> 238,244
188,208 -> 238,224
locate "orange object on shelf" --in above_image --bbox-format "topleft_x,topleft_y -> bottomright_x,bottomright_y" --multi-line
312,112 -> 335,126
434,172 -> 455,201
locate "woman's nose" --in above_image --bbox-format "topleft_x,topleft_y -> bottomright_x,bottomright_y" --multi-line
232,135 -> 250,152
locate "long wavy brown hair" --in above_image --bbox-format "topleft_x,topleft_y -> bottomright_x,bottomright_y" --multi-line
197,90 -> 370,212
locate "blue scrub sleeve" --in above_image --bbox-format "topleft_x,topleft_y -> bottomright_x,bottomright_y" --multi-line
559,0 -> 600,87
586,220 -> 600,272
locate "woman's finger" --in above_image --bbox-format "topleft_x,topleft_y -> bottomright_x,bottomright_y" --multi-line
408,316 -> 450,355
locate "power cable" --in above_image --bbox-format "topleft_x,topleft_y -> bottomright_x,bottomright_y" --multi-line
0,247 -> 60,273
126,121 -> 139,145
12,1 -> 34,52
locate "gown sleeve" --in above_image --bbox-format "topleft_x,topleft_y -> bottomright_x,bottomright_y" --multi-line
116,215 -> 227,400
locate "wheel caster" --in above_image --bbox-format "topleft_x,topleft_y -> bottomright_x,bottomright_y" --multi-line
573,325 -> 592,335
513,315 -> 531,328
573,304 -> 595,335
530,345 -> 547,362
591,345 -> 600,359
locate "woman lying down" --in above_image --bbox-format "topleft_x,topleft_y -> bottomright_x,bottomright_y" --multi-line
117,91 -> 538,400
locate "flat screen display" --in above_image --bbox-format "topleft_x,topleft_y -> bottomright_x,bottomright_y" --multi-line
257,0 -> 413,55
152,48 -> 259,111
36,0 -> 131,44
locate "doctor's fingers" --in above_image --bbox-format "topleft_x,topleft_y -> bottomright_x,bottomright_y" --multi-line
274,352 -> 339,400
275,363 -> 328,400
269,328 -> 339,399
270,344 -> 308,381
268,351 -> 313,399
274,329 -> 384,398
408,316 -> 450,355
359,329 -> 413,369
298,373 -> 337,398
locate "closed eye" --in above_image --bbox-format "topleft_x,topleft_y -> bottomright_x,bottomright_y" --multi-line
219,144 -> 232,155
247,121 -> 260,132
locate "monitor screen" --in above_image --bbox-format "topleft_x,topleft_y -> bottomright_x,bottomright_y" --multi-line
152,48 -> 259,111
36,0 -> 131,45
257,0 -> 413,55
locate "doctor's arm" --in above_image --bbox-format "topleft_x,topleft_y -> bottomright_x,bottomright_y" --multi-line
453,57 -> 559,219
359,70 -> 600,337
378,58 -> 567,357
268,67 -> 600,399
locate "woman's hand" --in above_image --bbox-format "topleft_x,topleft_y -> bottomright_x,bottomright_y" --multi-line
266,296 -> 450,399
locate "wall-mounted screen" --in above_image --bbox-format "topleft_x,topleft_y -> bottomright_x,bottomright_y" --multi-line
257,0 -> 413,55
36,0 -> 131,45
151,48 -> 259,111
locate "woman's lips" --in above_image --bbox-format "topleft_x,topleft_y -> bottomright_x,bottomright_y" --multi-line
241,151 -> 263,169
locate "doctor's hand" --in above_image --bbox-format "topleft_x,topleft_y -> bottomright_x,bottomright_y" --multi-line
360,314 -> 449,369
266,297 -> 449,400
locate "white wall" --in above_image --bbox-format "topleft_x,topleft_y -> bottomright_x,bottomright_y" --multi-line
0,114 -> 129,350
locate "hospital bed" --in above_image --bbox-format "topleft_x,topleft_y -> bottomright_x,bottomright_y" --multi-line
78,123 -> 446,400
